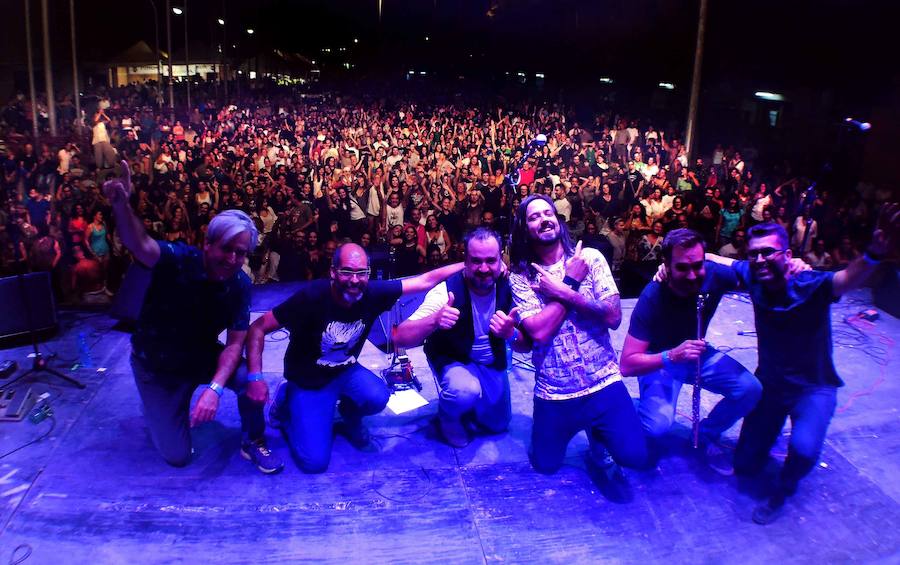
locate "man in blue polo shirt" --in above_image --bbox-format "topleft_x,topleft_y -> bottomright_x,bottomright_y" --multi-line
718,207 -> 898,524
103,161 -> 281,473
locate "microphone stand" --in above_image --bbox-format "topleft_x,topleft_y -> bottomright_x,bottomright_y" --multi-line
798,182 -> 817,257
501,137 -> 546,250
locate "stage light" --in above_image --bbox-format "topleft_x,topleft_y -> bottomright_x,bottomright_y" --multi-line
217,18 -> 225,25
424,36 -> 430,41
535,73 -> 545,79
599,77 -> 613,84
353,38 -> 359,44
172,7 -> 183,15
845,118 -> 872,131
658,82 -> 675,90
246,28 -> 254,35
755,91 -> 785,102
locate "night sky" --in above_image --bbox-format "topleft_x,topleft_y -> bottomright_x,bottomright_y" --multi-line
2,0 -> 896,108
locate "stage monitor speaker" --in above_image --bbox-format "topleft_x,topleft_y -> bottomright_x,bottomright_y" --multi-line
368,286 -> 428,353
110,263 -> 153,323
872,264 -> 899,319
0,272 -> 58,340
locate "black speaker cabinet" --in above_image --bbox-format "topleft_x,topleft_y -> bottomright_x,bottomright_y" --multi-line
0,272 -> 58,340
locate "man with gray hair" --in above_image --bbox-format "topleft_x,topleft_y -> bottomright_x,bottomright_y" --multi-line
104,161 -> 282,474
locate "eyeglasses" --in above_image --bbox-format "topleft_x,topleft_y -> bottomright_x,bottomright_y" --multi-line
747,247 -> 786,260
335,268 -> 370,278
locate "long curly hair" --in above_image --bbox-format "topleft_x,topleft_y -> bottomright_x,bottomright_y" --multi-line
509,193 -> 575,277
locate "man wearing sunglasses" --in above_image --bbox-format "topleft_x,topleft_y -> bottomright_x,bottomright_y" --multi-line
247,242 -> 463,473
713,205 -> 899,524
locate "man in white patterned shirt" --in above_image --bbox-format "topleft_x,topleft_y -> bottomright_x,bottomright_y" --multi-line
508,194 -> 650,485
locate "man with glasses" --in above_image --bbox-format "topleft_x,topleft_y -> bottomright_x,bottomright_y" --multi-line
711,209 -> 899,524
247,243 -> 463,473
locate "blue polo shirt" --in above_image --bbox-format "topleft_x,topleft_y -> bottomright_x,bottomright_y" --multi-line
628,261 -> 739,353
132,241 -> 251,378
732,261 -> 842,388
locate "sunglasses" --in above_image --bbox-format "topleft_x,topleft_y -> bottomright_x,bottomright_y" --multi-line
747,247 -> 786,260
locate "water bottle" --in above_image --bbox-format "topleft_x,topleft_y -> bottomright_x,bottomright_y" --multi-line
78,332 -> 95,368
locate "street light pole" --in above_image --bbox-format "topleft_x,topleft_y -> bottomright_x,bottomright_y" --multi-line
69,0 -> 82,135
184,0 -> 191,111
41,0 -> 57,136
148,0 -> 162,107
24,0 -> 39,141
166,0 -> 174,110
684,0 -> 708,162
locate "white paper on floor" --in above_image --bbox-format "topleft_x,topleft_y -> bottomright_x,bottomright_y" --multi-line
386,388 -> 429,414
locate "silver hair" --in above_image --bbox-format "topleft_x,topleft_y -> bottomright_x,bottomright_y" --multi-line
206,209 -> 258,251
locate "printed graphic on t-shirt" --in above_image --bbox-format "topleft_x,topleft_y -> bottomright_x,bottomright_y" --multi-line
318,320 -> 365,367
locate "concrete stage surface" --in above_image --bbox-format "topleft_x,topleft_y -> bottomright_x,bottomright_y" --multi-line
1,285 -> 898,564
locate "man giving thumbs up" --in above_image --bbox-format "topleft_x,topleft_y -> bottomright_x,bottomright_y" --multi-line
395,227 -> 530,448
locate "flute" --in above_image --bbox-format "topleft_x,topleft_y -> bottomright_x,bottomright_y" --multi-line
692,293 -> 708,449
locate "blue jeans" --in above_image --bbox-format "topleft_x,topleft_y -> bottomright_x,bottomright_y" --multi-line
530,380 -> 650,474
131,355 -> 265,467
278,363 -> 390,473
734,382 -> 837,494
437,361 -> 511,433
637,347 -> 762,442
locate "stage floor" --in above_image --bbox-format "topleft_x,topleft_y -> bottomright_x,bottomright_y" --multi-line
1,285 -> 899,564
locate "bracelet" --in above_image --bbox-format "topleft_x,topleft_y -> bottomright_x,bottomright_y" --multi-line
661,350 -> 674,369
863,252 -> 883,265
247,372 -> 265,382
865,248 -> 886,262
208,382 -> 224,397
507,328 -> 520,343
562,275 -> 582,291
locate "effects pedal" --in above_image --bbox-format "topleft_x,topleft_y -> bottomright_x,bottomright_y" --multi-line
0,360 -> 16,379
0,387 -> 36,422
382,353 -> 423,392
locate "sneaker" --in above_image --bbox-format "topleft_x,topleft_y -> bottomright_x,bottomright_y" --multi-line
266,380 -> 287,430
584,452 -> 633,504
241,437 -> 284,474
752,492 -> 786,525
438,414 -> 470,448
336,420 -> 376,452
705,442 -> 735,476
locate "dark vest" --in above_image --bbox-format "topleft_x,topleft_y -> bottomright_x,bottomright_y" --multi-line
423,271 -> 513,375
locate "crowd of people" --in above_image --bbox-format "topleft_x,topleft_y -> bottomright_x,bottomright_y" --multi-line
3,80 -> 897,529
1,80 -> 890,303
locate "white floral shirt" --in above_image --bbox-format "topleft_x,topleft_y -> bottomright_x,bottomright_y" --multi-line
510,247 -> 622,400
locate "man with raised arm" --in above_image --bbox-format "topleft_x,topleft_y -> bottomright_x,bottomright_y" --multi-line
247,244 -> 463,473
393,227 -> 530,448
714,206 -> 898,524
507,194 -> 650,491
103,161 -> 281,473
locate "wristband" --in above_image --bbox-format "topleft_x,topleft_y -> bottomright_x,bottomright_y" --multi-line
562,275 -> 582,291
247,372 -> 265,382
863,252 -> 883,265
661,350 -> 674,369
208,382 -> 224,397
507,328 -> 520,343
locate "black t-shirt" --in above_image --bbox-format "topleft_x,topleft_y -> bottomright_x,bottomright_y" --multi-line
272,279 -> 402,388
732,261 -> 842,388
628,261 -> 739,353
